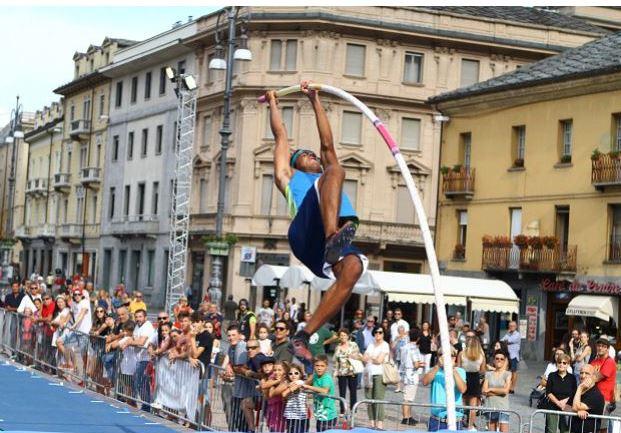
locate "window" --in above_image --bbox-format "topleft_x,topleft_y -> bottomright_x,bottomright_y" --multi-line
460,59 -> 480,87
265,106 -> 294,139
560,119 -> 573,158
137,183 -> 145,217
460,133 -> 472,169
118,249 -> 127,284
345,43 -> 366,76
79,145 -> 87,169
99,94 -> 105,117
173,121 -> 177,149
270,39 -> 297,71
159,67 -> 167,95
76,195 -> 84,224
177,60 -> 186,75
343,179 -> 358,209
83,98 -> 91,120
112,135 -> 119,161
341,111 -> 362,145
610,205 -> 621,261
457,210 -> 468,257
147,250 -> 155,287
555,205 -> 570,252
124,185 -> 130,217
403,52 -> 423,84
155,125 -> 163,155
115,81 -> 123,107
152,182 -> 159,215
91,193 -> 98,224
512,125 -> 526,166
127,131 -> 134,160
202,116 -> 212,148
144,71 -> 152,99
130,76 -> 138,103
401,118 -> 421,150
199,178 -> 208,213
260,175 -> 273,215
141,128 -> 148,157
109,187 -> 115,220
396,185 -> 415,224
70,105 -> 75,122
613,114 -> 621,152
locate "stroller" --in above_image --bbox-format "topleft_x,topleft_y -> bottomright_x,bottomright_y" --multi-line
529,375 -> 545,407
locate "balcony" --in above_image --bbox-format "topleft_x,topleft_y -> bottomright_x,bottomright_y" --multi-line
482,243 -> 577,274
356,220 -> 425,246
592,153 -> 621,190
53,173 -> 71,191
14,226 -> 32,240
36,224 -> 56,238
69,119 -> 91,140
108,215 -> 160,237
80,167 -> 101,187
442,167 -> 475,200
58,223 -> 82,239
25,178 -> 48,196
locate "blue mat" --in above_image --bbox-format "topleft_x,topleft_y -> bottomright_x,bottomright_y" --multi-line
0,362 -> 177,433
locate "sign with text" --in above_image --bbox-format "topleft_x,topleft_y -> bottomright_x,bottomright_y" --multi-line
540,278 -> 621,296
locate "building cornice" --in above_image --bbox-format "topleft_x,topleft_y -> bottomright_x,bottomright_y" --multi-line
53,71 -> 108,96
24,117 -> 64,142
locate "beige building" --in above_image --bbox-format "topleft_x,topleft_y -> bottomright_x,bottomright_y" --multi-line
183,6 -> 604,315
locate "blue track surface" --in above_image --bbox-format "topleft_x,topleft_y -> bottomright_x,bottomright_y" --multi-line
0,361 -> 178,433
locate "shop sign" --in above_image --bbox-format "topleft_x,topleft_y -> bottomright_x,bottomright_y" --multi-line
540,278 -> 621,295
525,294 -> 538,342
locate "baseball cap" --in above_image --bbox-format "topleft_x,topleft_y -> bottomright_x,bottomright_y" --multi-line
72,288 -> 83,295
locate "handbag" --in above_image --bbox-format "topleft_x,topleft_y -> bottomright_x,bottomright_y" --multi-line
349,358 -> 364,374
382,356 -> 400,385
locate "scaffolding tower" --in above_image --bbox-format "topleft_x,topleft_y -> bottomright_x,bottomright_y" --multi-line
165,83 -> 197,312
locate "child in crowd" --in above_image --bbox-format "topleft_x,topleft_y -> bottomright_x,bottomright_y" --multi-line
258,323 -> 274,356
399,328 -> 424,426
303,355 -> 339,431
282,364 -> 309,433
112,321 -> 137,402
21,307 -> 35,362
265,361 -> 289,432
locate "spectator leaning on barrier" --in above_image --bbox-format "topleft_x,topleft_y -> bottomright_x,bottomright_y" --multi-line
103,306 -> 133,383
422,346 -> 467,431
226,324 -> 253,432
483,350 -> 512,433
131,309 -> 154,411
543,352 -> 576,433
572,364 -> 605,433
501,320 -> 521,394
589,337 -> 616,412
4,282 -> 24,312
273,319 -> 294,363
303,354 -> 338,432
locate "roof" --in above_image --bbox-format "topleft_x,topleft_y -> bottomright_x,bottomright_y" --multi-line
418,6 -> 608,34
430,30 -> 621,104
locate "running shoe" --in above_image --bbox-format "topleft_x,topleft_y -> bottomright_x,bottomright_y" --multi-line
324,221 -> 357,265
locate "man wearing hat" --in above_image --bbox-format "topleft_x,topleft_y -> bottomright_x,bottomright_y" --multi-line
589,336 -> 617,413
265,81 -> 366,360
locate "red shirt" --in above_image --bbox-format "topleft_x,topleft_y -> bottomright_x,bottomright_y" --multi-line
590,355 -> 616,402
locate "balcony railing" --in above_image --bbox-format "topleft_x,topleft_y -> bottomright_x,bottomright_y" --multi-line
443,167 -> 475,199
14,226 -> 32,239
53,173 -> 71,190
80,167 -> 101,186
482,244 -> 577,274
58,223 -> 99,239
592,154 -> 621,190
69,119 -> 91,138
25,178 -> 48,195
108,215 -> 160,236
356,220 -> 425,245
609,235 -> 621,262
36,224 -> 56,238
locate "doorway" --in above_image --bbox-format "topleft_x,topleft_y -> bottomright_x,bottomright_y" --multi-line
510,208 -> 522,269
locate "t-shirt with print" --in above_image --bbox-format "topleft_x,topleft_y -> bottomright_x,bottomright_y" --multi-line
309,326 -> 334,357
313,373 -> 337,421
430,367 -> 466,419
71,298 -> 92,334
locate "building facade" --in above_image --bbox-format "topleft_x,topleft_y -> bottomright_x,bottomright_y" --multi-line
50,38 -> 134,279
183,6 -> 604,315
98,21 -> 197,307
432,32 -> 621,360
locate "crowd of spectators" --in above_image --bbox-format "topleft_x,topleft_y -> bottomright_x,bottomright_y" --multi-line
1,277 -> 618,433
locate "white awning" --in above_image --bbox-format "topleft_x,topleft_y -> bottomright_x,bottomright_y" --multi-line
470,298 -> 519,314
566,295 -> 618,322
252,265 -> 288,286
389,293 -> 467,306
280,265 -> 315,289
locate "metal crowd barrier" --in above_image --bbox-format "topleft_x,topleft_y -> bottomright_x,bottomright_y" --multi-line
529,408 -> 621,433
351,400 -> 524,433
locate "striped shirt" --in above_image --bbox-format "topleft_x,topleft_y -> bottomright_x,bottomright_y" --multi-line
284,389 -> 308,420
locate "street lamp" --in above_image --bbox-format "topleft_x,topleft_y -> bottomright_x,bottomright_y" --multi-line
1,95 -> 23,286
207,7 -> 252,308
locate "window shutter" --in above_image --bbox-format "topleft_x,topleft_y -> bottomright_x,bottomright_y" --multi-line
261,175 -> 273,215
343,179 -> 358,209
203,116 -> 212,148
460,59 -> 480,87
270,40 -> 282,70
266,107 -> 293,139
396,185 -> 415,224
285,40 -> 297,71
341,111 -> 362,144
276,188 -> 288,216
404,53 -> 423,83
401,118 -> 421,150
346,44 -> 365,76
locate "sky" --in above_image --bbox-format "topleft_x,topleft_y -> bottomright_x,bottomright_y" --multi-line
0,6 -> 218,127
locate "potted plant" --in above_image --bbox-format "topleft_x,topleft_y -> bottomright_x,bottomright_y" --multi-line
542,235 -> 558,249
482,235 -> 494,248
453,243 -> 465,259
608,150 -> 620,159
440,165 -> 450,176
202,233 -> 238,256
591,148 -> 602,161
493,235 -> 512,248
452,164 -> 463,173
560,155 -> 572,164
528,235 -> 544,250
513,234 -> 529,249
513,158 -> 524,168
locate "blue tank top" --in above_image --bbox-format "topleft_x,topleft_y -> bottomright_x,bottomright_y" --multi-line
285,170 -> 357,219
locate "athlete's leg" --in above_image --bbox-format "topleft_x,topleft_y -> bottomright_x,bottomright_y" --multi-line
317,161 -> 345,238
303,254 -> 363,336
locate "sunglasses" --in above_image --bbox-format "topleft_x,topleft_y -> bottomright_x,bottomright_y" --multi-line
96,310 -> 105,313
158,317 -> 169,321
248,346 -> 259,350
495,357 -> 506,361
275,327 -> 287,331
288,371 -> 300,375
374,331 -> 384,335
580,372 -> 591,376
558,361 -> 568,365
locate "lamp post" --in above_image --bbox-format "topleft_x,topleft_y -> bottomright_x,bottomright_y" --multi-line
1,95 -> 24,286
207,7 -> 252,308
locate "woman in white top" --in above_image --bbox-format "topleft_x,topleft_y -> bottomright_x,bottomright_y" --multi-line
363,326 -> 390,429
570,331 -> 591,381
51,296 -> 73,368
458,332 -> 486,431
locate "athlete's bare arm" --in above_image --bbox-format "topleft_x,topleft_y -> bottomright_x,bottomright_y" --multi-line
301,81 -> 338,168
266,90 -> 293,195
